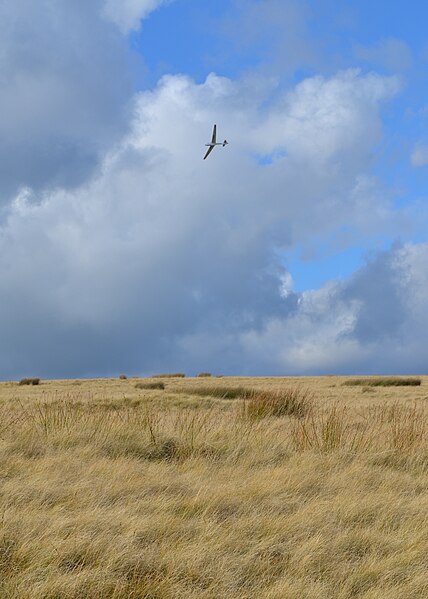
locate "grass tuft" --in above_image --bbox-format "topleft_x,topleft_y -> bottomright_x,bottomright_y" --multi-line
242,387 -> 313,419
292,405 -> 355,452
135,381 -> 165,390
197,372 -> 212,377
343,377 -> 421,387
18,377 -> 40,385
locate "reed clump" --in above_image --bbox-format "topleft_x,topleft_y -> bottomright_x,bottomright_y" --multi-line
242,387 -> 313,419
291,402 -> 427,454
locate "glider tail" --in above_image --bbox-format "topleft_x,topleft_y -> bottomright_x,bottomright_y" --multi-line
223,139 -> 228,146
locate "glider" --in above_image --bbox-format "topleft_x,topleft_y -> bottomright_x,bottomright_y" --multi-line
203,124 -> 228,159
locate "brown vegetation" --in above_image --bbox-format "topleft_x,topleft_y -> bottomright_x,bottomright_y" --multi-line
343,377 -> 422,387
18,377 -> 40,385
135,381 -> 165,390
185,384 -> 249,399
242,386 -> 313,419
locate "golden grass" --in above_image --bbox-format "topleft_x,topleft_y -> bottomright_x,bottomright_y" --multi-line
242,387 -> 313,419
0,376 -> 427,598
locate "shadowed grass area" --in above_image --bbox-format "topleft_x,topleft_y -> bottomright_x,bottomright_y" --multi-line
343,377 -> 422,387
135,381 -> 165,390
185,385 -> 250,399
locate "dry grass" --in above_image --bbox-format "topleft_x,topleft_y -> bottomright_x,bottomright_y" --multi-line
0,375 -> 427,598
242,386 -> 313,419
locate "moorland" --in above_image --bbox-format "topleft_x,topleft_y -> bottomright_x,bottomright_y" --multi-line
0,374 -> 427,598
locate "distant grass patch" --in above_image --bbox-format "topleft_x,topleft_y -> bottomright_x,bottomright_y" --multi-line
187,385 -> 313,419
152,373 -> 185,379
19,377 -> 40,386
197,372 -> 212,377
186,386 -> 249,400
243,387 -> 313,420
135,381 -> 165,390
343,377 -> 421,387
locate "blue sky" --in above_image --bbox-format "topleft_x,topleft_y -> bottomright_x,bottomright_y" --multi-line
130,0 -> 428,292
1,0 -> 428,378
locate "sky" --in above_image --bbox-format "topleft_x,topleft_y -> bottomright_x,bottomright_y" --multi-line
0,0 -> 428,379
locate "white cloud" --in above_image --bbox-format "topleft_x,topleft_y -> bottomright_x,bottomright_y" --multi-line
0,68 -> 412,378
411,143 -> 428,167
102,0 -> 171,33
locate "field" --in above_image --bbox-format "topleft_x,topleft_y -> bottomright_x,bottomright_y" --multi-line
0,375 -> 427,598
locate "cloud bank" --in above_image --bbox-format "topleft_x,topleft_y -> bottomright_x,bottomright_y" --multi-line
1,2 -> 427,379
2,60 -> 424,379
0,0 -> 174,204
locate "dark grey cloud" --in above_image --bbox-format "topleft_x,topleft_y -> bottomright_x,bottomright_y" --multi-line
241,242 -> 428,376
0,0 -> 134,201
340,244 -> 408,344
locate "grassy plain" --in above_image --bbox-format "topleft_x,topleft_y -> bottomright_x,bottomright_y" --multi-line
0,375 -> 427,598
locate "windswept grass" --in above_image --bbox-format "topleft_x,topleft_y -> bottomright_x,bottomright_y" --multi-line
343,377 -> 422,387
242,387 -> 313,419
0,376 -> 426,598
291,402 -> 428,454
